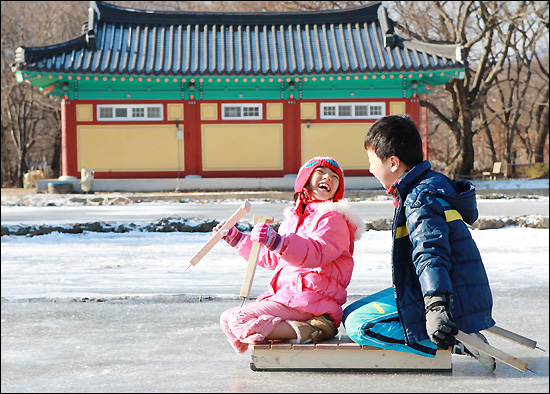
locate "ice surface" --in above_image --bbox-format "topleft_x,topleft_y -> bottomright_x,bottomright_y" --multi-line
1,194 -> 549,392
2,294 -> 547,393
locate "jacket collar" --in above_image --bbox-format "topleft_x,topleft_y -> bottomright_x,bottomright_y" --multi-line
393,160 -> 479,224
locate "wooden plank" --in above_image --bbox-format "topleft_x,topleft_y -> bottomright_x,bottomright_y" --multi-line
315,342 -> 340,351
252,343 -> 271,350
270,342 -> 292,350
456,330 -> 528,373
337,336 -> 366,350
292,343 -> 313,351
187,200 -> 251,268
484,325 -> 539,350
249,335 -> 452,372
239,214 -> 274,301
337,342 -> 363,350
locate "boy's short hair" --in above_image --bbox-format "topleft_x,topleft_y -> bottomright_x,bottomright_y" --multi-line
364,114 -> 424,168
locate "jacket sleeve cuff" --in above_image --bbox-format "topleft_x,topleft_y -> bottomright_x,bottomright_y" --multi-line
419,266 -> 453,296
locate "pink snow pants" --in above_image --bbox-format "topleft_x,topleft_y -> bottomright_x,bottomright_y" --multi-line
220,300 -> 315,354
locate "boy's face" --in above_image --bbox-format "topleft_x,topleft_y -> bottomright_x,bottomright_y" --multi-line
306,166 -> 340,201
367,149 -> 401,189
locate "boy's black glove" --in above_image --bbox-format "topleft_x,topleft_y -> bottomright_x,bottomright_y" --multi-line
424,294 -> 458,349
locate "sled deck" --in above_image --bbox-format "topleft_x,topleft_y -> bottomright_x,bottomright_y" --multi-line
249,335 -> 452,372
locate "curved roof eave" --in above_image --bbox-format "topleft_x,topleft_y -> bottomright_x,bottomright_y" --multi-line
12,35 -> 89,71
91,0 -> 383,25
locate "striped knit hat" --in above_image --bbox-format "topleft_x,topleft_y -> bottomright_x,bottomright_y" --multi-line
295,156 -> 345,202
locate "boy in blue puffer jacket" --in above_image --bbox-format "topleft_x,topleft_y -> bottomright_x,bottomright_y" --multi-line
343,114 -> 497,372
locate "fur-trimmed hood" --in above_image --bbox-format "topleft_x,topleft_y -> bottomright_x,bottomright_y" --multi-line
284,199 -> 365,241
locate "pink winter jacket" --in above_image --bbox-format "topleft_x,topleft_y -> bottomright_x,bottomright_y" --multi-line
235,200 -> 365,326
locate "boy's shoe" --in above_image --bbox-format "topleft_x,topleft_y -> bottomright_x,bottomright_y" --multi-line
453,332 -> 496,372
306,314 -> 338,341
286,320 -> 322,343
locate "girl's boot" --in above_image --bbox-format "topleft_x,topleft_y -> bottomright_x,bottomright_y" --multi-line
286,320 -> 322,343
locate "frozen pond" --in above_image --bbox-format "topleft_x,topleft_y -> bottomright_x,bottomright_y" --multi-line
1,290 -> 548,393
2,226 -> 549,392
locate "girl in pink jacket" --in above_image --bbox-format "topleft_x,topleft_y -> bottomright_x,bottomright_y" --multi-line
215,157 -> 364,354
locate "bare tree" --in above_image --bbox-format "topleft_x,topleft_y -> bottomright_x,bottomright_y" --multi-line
388,1 -> 538,177
484,1 -> 549,167
4,84 -> 36,187
523,2 -> 549,164
533,93 -> 549,163
1,1 -> 88,186
221,1 -> 366,12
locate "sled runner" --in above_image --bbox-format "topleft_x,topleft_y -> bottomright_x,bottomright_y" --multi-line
484,325 -> 541,351
249,335 -> 452,372
458,326 -> 542,373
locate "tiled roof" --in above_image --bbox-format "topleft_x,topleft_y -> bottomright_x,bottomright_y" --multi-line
13,1 -> 464,76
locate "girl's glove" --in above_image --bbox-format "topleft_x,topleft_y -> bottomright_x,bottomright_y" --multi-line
251,223 -> 284,252
424,294 -> 458,349
213,220 -> 244,247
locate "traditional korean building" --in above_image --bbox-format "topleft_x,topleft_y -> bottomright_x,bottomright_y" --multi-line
12,1 -> 465,182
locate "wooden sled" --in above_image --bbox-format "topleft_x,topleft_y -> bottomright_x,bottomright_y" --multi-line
249,335 -> 452,372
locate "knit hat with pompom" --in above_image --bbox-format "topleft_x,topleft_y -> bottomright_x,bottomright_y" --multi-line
294,156 -> 344,202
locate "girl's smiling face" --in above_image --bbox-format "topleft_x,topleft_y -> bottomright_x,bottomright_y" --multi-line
306,166 -> 340,201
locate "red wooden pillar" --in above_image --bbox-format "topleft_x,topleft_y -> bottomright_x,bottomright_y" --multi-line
282,99 -> 301,174
183,100 -> 202,176
61,98 -> 78,177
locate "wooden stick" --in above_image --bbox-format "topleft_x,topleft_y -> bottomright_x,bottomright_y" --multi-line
484,325 -> 542,351
455,330 -> 528,372
239,214 -> 274,304
186,200 -> 251,269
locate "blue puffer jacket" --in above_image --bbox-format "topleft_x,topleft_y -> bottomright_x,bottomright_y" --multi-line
391,161 -> 495,344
